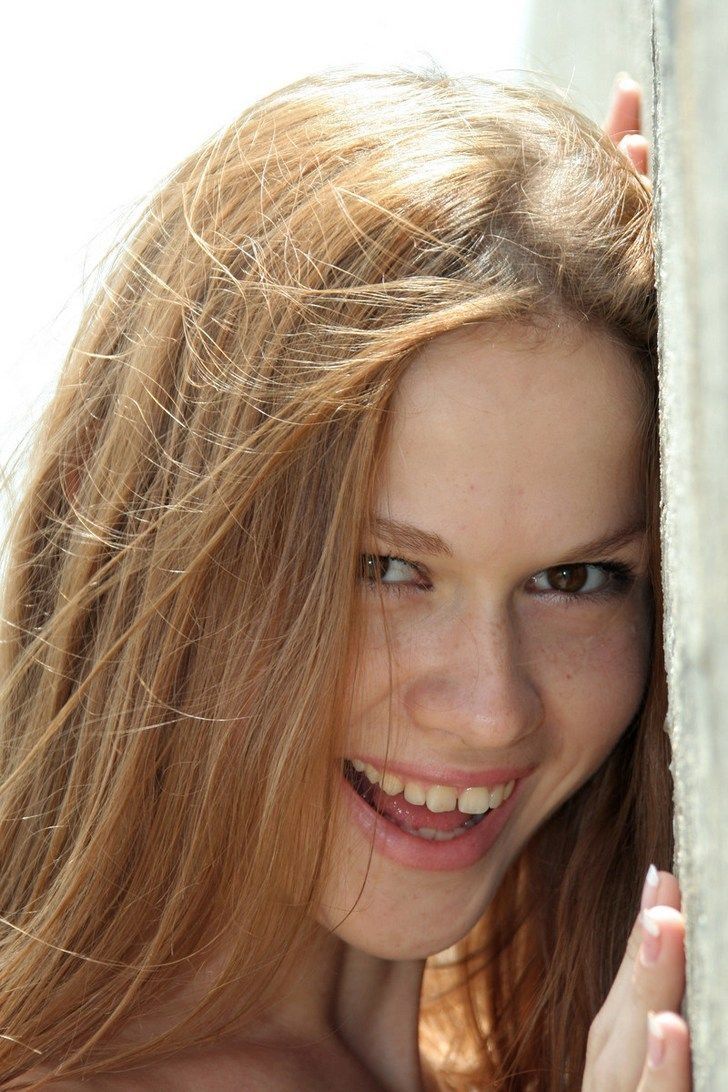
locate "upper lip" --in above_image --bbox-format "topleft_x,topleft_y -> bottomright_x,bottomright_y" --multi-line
345,754 -> 536,791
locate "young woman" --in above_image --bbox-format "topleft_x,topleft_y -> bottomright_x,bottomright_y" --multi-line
0,69 -> 689,1090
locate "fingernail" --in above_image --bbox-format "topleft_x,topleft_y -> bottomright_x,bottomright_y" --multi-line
614,70 -> 631,87
641,863 -> 660,911
640,908 -> 661,965
647,1011 -> 666,1068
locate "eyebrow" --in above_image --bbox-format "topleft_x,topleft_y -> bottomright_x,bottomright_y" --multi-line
370,515 -> 647,564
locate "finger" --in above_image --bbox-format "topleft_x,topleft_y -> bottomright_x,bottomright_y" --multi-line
604,74 -> 642,142
637,1011 -> 691,1091
618,133 -> 650,178
643,870 -> 682,914
607,906 -> 687,1088
592,875 -> 684,1083
632,906 -> 686,1013
610,872 -> 682,1002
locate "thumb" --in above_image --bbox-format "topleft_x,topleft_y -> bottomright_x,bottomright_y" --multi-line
637,1011 -> 691,1091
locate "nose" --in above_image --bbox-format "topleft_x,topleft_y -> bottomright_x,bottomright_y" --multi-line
402,603 -> 544,751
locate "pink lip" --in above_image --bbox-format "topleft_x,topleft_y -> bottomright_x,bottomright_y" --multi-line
342,769 -> 530,872
347,754 -> 536,791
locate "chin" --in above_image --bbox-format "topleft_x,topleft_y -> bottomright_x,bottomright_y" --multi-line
317,862 -> 511,963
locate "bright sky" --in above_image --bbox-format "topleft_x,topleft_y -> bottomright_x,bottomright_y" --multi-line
1,0 -> 532,485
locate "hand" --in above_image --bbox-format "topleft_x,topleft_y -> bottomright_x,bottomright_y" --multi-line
603,73 -> 650,183
582,868 -> 691,1090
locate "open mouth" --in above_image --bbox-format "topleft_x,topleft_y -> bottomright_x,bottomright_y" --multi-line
342,758 -> 515,843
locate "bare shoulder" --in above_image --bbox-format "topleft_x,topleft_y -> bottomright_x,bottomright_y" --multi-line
9,1042 -> 333,1091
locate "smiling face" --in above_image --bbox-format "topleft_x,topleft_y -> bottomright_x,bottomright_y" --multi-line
318,321 -> 653,959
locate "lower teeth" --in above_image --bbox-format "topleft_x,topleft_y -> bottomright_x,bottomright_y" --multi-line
398,816 -> 486,841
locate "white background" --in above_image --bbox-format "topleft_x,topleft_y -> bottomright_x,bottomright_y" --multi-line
0,0 -> 534,486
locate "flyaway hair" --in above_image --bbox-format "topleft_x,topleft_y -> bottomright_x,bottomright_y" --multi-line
0,68 -> 669,1089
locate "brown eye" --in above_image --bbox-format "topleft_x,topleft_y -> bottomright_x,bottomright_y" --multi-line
360,555 -> 388,582
546,564 -> 590,593
358,554 -> 428,591
528,561 -> 635,600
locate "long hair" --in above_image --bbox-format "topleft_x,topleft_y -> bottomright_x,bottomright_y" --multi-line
0,69 -> 668,1088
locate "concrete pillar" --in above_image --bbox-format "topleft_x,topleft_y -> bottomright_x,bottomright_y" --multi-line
525,2 -> 728,1086
652,1 -> 728,1086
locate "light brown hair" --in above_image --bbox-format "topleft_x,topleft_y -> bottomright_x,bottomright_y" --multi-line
0,69 -> 669,1088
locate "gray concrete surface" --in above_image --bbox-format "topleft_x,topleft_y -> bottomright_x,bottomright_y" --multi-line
652,1 -> 728,1086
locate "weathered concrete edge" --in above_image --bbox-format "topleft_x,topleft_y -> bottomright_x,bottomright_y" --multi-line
652,0 -> 728,1086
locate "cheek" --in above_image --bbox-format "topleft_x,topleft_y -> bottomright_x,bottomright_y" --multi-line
549,592 -> 651,686
344,600 -> 410,719
343,600 -> 437,742
534,593 -> 653,754
344,644 -> 393,737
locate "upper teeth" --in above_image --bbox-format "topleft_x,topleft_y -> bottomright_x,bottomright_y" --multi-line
349,759 -> 516,815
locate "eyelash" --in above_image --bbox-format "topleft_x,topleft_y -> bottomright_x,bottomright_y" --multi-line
358,554 -> 637,605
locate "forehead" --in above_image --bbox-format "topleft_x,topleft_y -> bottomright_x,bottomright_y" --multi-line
375,322 -> 646,555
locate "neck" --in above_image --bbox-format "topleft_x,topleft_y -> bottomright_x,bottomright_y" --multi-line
265,927 -> 428,1091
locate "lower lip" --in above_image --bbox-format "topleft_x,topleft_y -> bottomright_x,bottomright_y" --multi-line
342,771 -> 527,873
